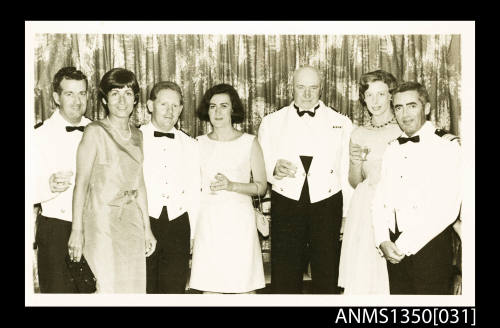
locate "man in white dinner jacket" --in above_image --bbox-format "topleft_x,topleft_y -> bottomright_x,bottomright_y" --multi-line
142,81 -> 200,294
372,81 -> 462,294
33,67 -> 91,293
258,66 -> 353,294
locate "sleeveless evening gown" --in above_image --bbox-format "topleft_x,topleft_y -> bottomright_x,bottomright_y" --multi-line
189,133 -> 265,293
82,119 -> 146,293
338,122 -> 401,294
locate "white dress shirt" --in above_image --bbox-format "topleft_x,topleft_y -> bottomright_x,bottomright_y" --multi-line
141,123 -> 201,239
33,109 -> 91,222
258,100 -> 353,216
372,121 -> 462,255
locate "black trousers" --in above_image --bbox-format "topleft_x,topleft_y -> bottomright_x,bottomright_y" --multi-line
270,189 -> 343,294
387,225 -> 454,295
146,207 -> 190,294
35,215 -> 78,293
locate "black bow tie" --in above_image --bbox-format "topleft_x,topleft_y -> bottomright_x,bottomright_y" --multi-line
397,135 -> 420,144
294,103 -> 319,117
154,131 -> 175,139
65,126 -> 85,132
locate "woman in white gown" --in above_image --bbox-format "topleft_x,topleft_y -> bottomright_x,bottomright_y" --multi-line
338,70 -> 402,294
189,84 -> 267,294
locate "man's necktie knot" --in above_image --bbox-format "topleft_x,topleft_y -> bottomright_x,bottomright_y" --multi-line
154,131 -> 175,139
397,135 -> 420,144
65,126 -> 85,132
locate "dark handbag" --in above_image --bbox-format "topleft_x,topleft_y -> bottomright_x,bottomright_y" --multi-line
65,254 -> 97,293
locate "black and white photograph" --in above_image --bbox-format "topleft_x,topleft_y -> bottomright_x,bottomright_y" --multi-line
25,21 -> 475,307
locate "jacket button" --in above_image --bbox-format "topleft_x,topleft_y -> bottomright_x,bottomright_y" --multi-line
328,189 -> 331,193
280,188 -> 283,191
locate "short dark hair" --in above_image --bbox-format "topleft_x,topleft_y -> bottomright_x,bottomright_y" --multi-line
392,81 -> 430,106
52,67 -> 88,94
197,83 -> 245,124
358,70 -> 398,108
149,81 -> 183,103
98,68 -> 140,115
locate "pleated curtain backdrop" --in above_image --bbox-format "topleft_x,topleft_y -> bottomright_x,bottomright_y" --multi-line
32,33 -> 463,294
33,34 -> 461,137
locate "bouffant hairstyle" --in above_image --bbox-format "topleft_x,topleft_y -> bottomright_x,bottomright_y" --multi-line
197,83 -> 245,124
98,68 -> 140,115
358,70 -> 398,109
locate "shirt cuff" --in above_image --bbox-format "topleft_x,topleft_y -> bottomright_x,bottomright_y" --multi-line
375,230 -> 391,249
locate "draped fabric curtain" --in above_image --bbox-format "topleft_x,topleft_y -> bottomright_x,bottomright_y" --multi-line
32,33 -> 462,294
34,34 -> 461,136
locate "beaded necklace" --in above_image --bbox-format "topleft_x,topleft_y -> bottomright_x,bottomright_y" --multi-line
369,116 -> 397,129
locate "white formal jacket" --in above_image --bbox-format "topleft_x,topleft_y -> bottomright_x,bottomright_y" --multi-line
141,123 -> 201,239
372,121 -> 462,256
33,110 -> 91,222
258,101 -> 353,216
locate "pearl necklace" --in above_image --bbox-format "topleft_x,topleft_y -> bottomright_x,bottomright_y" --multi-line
107,117 -> 131,140
369,116 -> 396,129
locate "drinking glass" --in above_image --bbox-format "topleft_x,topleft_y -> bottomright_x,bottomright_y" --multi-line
360,146 -> 370,161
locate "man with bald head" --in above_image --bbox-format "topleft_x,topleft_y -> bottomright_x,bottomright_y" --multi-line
258,66 -> 353,294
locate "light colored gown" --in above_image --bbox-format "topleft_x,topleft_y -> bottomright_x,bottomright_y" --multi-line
82,119 -> 146,293
189,133 -> 265,293
338,122 -> 401,294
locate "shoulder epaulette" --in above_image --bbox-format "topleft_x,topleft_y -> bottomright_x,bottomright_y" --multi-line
434,129 -> 447,137
34,122 -> 44,129
435,129 -> 460,144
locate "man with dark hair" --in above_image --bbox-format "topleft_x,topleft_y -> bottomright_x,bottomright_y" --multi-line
372,81 -> 462,294
142,81 -> 200,293
33,66 -> 91,293
258,66 -> 353,294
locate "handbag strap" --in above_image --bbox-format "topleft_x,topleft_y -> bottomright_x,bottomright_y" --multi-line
254,182 -> 263,212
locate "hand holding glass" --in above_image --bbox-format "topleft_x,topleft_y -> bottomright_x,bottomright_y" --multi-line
360,147 -> 370,161
209,173 -> 226,194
